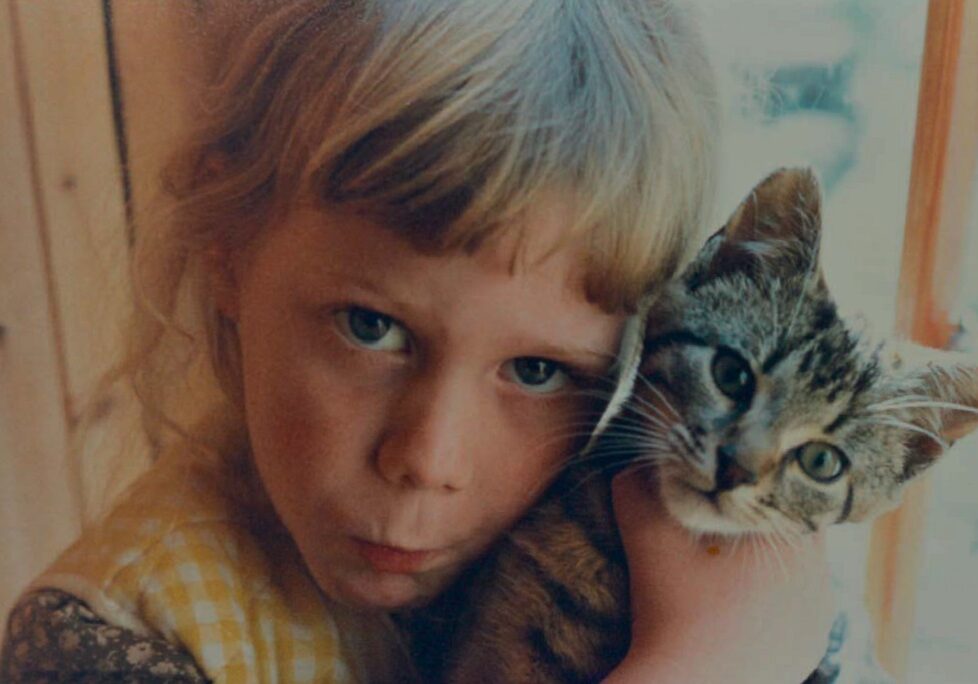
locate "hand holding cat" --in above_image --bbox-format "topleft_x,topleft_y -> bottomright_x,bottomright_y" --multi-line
605,468 -> 835,684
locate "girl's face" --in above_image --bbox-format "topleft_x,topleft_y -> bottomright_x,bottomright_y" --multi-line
224,201 -> 625,610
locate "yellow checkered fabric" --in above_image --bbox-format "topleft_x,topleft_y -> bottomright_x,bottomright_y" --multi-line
31,445 -> 404,683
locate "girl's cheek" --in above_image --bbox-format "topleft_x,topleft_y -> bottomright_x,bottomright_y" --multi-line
492,394 -> 596,491
508,390 -> 600,452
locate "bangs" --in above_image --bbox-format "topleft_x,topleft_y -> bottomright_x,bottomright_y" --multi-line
301,0 -> 718,313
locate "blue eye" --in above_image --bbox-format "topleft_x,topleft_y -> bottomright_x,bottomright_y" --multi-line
505,357 -> 568,394
337,307 -> 409,352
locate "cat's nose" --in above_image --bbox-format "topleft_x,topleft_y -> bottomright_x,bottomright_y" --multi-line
715,444 -> 757,490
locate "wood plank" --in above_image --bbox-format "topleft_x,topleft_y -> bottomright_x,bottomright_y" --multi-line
0,0 -> 82,632
110,0 -> 206,231
110,0 -> 264,222
865,0 -> 978,679
12,0 -> 139,517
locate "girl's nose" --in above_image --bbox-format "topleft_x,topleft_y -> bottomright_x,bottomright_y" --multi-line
374,372 -> 475,492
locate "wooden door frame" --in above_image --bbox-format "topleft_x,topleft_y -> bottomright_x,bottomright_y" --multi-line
865,0 -> 978,679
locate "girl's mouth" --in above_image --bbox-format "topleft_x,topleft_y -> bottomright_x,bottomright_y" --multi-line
353,538 -> 442,574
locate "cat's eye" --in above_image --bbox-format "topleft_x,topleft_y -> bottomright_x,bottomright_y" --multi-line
795,442 -> 848,483
711,348 -> 755,403
336,307 -> 410,352
504,357 -> 569,394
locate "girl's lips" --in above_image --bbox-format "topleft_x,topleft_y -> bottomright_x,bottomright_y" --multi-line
354,539 -> 441,574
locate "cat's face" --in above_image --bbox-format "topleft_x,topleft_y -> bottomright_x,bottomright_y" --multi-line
633,168 -> 978,536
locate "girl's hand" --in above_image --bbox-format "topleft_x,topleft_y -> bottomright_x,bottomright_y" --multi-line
604,468 -> 835,684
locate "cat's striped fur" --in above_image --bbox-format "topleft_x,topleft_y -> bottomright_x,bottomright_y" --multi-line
406,168 -> 978,683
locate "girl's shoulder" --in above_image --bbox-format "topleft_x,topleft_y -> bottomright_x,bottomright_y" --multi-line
32,445 -> 273,625
1,588 -> 207,682
21,446 -> 357,683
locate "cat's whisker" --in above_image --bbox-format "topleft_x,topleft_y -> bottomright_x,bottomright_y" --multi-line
775,511 -> 807,546
601,428 -> 673,449
519,423 -> 659,472
620,403 -> 676,430
571,452 -> 674,472
563,440 -> 680,472
630,376 -> 678,419
615,391 -> 678,431
594,439 -> 673,455
602,412 -> 674,435
743,522 -> 784,579
672,428 -> 700,457
747,533 -> 767,577
778,524 -> 806,559
746,501 -> 806,577
866,400 -> 978,415
865,393 -> 932,409
524,427 -> 611,455
574,446 -> 677,468
614,410 -> 675,436
640,447 -> 684,462
772,521 -> 804,554
632,374 -> 682,422
737,512 -> 784,578
602,417 -> 671,435
864,416 -> 949,451
603,440 -> 679,460
759,528 -> 791,581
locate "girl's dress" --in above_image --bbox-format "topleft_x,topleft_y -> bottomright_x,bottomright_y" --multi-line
0,428 -> 414,683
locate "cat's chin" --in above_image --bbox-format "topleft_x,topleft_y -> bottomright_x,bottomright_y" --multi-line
658,474 -> 759,536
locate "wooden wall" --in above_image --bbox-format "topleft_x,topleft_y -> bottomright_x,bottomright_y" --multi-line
0,0 -> 205,630
2,0 -> 121,629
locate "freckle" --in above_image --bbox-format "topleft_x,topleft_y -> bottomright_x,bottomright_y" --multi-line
61,174 -> 77,191
706,545 -> 721,556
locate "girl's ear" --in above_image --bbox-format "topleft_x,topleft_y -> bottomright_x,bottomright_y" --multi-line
682,167 -> 823,289
205,242 -> 241,321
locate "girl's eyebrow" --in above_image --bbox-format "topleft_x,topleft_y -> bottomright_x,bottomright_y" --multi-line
301,270 -> 415,311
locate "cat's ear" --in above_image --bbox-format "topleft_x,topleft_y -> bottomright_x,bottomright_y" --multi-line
683,167 -> 823,289
892,346 -> 978,480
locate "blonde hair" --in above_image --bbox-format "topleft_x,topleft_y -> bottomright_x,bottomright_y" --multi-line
114,0 -> 718,483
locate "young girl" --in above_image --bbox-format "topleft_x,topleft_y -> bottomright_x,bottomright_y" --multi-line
1,1 -> 834,681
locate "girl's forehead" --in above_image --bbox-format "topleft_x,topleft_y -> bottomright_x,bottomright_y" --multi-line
250,203 -> 624,355
286,191 -> 593,293
269,199 -> 587,296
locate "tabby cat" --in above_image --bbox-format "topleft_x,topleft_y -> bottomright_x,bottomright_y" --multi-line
405,168 -> 978,683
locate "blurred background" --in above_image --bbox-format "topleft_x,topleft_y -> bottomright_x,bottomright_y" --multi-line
1,1 -> 976,681
692,1 -> 978,681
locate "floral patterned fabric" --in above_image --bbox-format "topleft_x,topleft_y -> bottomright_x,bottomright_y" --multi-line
3,588 -> 889,684
1,589 -> 207,682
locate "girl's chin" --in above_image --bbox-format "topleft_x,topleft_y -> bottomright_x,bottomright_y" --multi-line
320,569 -> 445,611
